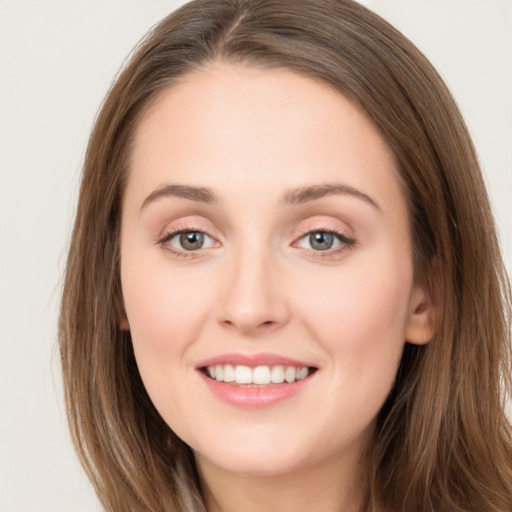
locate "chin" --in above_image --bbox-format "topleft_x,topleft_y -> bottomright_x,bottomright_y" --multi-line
196,445 -> 310,477
190,422 -> 338,479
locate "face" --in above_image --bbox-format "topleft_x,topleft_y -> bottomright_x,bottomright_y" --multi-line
120,63 -> 432,480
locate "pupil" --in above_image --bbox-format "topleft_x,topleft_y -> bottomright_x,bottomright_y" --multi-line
310,232 -> 334,251
180,232 -> 204,250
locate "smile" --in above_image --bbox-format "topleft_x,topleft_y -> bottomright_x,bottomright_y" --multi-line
204,364 -> 314,385
196,354 -> 318,408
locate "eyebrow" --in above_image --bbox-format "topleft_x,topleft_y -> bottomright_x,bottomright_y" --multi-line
140,182 -> 380,211
141,184 -> 218,209
282,183 -> 380,211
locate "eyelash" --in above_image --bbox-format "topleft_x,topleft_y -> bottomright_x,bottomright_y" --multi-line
157,226 -> 216,260
294,227 -> 356,258
157,226 -> 356,260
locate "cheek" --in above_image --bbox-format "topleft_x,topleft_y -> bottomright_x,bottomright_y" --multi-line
120,249 -> 218,400
294,256 -> 412,381
287,260 -> 413,445
120,258 -> 223,432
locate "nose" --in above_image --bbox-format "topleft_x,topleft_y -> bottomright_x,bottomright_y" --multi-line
217,246 -> 290,337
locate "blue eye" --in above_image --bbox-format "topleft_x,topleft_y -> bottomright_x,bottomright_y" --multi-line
297,230 -> 354,252
165,230 -> 215,251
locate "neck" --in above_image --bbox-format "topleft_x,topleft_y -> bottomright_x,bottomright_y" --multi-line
195,451 -> 366,512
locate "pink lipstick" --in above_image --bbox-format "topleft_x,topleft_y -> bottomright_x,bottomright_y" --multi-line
196,353 -> 317,408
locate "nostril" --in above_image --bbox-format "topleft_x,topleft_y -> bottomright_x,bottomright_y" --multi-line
219,317 -> 278,335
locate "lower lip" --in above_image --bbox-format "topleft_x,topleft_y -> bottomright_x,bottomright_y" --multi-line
198,371 -> 315,408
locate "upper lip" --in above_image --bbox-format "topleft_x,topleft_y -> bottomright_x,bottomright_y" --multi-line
195,352 -> 316,369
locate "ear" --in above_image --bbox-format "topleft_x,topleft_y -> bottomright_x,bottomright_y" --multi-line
119,315 -> 130,331
404,281 -> 437,345
115,290 -> 130,330
118,313 -> 130,331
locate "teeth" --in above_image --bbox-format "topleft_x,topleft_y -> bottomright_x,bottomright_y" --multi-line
271,365 -> 285,383
253,366 -> 271,385
234,365 -> 253,384
297,367 -> 309,380
223,364 -> 235,382
285,366 -> 296,383
205,364 -> 312,385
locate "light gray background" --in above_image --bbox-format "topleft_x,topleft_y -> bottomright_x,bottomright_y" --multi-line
0,1 -> 510,511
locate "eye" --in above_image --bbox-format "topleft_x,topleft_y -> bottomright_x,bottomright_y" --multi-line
163,230 -> 216,252
296,230 -> 355,252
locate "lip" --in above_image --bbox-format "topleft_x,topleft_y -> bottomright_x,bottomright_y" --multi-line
195,352 -> 318,409
196,352 -> 313,368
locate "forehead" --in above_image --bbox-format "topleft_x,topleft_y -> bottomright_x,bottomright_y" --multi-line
127,62 -> 402,210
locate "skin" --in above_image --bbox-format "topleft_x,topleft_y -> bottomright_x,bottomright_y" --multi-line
119,62 -> 434,512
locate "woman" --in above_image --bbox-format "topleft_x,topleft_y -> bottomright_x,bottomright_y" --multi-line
59,0 -> 512,510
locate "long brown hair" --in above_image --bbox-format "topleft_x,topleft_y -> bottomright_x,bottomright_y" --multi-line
59,1 -> 512,510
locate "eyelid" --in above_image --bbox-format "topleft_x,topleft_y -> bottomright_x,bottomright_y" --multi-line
155,214 -> 220,243
291,223 -> 357,259
162,230 -> 216,249
156,222 -> 221,260
294,228 -> 355,246
155,217 -> 356,260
